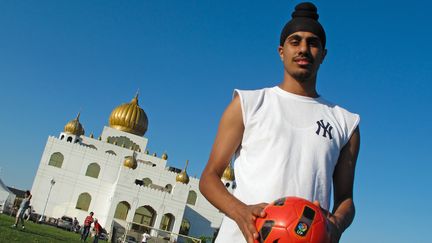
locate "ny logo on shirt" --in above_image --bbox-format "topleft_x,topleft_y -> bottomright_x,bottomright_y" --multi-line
316,120 -> 333,140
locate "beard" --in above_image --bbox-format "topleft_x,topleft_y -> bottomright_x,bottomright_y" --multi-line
285,54 -> 318,82
288,68 -> 317,83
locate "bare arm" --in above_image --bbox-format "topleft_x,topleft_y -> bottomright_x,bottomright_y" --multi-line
329,127 -> 360,242
199,95 -> 266,243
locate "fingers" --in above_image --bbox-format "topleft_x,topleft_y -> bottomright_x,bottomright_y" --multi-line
240,220 -> 258,243
236,203 -> 269,243
251,203 -> 268,217
257,202 -> 268,208
313,200 -> 331,218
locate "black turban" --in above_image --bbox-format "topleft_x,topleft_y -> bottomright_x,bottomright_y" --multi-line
280,2 -> 326,48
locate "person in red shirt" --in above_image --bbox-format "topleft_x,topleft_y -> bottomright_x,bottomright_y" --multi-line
80,212 -> 94,242
93,219 -> 102,243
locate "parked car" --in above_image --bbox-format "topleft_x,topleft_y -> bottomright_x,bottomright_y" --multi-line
28,213 -> 41,223
98,232 -> 109,241
57,216 -> 73,231
117,235 -> 137,243
125,236 -> 137,243
73,224 -> 81,233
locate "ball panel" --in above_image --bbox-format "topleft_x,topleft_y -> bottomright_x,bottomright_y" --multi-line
255,197 -> 331,243
256,225 -> 291,243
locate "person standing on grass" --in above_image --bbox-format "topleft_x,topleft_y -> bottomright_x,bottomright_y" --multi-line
12,190 -> 32,229
80,211 -> 94,242
93,218 -> 102,243
73,217 -> 79,232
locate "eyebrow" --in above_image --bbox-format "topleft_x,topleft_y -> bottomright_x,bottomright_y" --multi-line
287,34 -> 320,42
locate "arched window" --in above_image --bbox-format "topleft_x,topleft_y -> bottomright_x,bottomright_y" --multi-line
60,135 -> 65,140
75,193 -> 91,211
159,213 -> 175,231
105,150 -> 117,156
48,152 -> 64,168
165,184 -> 172,193
186,190 -> 197,205
67,137 -> 73,142
142,178 -> 152,187
107,136 -> 141,151
132,205 -> 156,232
85,163 -> 100,179
114,201 -> 130,220
179,219 -> 190,236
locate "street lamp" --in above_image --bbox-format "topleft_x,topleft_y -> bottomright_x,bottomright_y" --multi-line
39,178 -> 55,222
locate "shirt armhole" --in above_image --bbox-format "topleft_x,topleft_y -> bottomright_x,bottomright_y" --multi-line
233,89 -> 246,127
345,114 -> 360,146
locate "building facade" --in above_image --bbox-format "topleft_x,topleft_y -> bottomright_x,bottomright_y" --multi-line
30,94 -> 235,241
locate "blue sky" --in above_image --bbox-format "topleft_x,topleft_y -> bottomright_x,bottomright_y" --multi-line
0,1 -> 431,242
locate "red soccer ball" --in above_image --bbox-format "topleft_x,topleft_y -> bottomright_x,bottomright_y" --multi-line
255,197 -> 331,243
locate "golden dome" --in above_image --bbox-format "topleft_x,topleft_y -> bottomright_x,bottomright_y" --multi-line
162,152 -> 168,160
176,160 -> 190,184
222,164 -> 235,181
64,113 -> 85,136
109,93 -> 148,136
123,155 -> 137,169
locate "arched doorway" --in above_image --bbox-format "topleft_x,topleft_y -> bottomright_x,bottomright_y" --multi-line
132,205 -> 156,232
114,201 -> 130,220
159,213 -> 175,231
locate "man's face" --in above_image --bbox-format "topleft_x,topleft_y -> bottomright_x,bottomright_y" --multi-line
278,31 -> 327,82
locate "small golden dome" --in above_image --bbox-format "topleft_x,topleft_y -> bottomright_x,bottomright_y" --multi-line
222,164 -> 235,181
109,93 -> 148,136
90,133 -> 94,138
64,113 -> 85,136
123,155 -> 137,169
176,160 -> 190,184
162,152 -> 168,160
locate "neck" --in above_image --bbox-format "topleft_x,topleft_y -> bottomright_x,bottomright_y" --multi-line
280,72 -> 319,98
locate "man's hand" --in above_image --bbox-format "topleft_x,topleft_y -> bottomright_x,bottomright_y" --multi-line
313,201 -> 342,243
231,203 -> 268,243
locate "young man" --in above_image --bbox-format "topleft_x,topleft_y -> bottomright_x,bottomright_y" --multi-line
12,190 -> 32,229
199,2 -> 360,243
80,212 -> 94,242
73,217 -> 79,232
141,229 -> 151,243
92,218 -> 102,243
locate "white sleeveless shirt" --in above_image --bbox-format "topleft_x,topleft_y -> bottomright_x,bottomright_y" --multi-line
215,86 -> 360,243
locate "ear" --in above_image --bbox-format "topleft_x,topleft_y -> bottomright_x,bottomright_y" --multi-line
278,46 -> 284,61
320,48 -> 327,64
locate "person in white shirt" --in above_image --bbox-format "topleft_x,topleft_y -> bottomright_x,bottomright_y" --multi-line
199,2 -> 360,243
12,190 -> 32,229
141,230 -> 151,243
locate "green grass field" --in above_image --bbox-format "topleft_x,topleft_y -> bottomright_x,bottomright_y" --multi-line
0,214 -> 108,243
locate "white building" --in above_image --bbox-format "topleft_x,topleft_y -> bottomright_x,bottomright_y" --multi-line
0,178 -> 16,214
30,94 -> 235,241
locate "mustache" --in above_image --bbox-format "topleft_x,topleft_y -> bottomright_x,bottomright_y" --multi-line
293,55 -> 313,63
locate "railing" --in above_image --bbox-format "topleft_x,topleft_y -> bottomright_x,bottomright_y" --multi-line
114,221 -> 202,243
